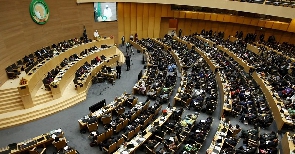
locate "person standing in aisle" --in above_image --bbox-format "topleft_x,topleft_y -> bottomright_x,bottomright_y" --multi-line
116,64 -> 121,79
125,55 -> 131,71
121,36 -> 125,47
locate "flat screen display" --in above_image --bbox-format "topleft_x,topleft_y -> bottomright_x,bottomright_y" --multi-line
94,2 -> 117,22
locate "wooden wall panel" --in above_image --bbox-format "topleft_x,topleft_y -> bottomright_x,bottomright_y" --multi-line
258,20 -> 266,27
211,22 -> 219,33
198,20 -> 206,32
272,22 -> 281,30
287,19 -> 295,32
243,18 -> 252,25
210,14 -> 218,21
230,16 -> 238,23
0,0 -> 118,84
130,3 -> 137,17
154,4 -> 162,38
185,12 -> 192,19
160,18 -> 169,38
191,20 -> 199,34
123,3 -> 131,18
223,15 -> 231,22
217,14 -> 224,22
178,18 -> 186,34
184,19 -> 192,35
198,13 -> 205,20
236,17 -> 244,24
224,23 -> 234,38
136,17 -> 143,39
191,12 -> 198,19
179,11 -> 186,18
250,19 -> 259,26
173,11 -> 180,18
136,3 -> 143,39
280,32 -> 292,43
131,16 -> 137,35
142,3 -> 149,38
265,21 -> 274,29
289,34 -> 295,44
204,13 -> 211,20
161,4 -> 168,17
279,23 -> 289,31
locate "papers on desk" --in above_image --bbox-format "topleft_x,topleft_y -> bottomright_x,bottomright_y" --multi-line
52,134 -> 57,139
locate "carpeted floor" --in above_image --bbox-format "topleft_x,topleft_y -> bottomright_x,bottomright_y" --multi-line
0,44 -> 281,154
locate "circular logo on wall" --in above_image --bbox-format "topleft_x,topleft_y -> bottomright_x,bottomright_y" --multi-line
29,0 -> 49,25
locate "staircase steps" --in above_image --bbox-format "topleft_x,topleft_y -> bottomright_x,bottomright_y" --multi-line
0,92 -> 86,129
33,92 -> 53,106
0,88 -> 24,114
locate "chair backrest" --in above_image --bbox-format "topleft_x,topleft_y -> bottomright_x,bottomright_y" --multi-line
143,101 -> 150,111
54,139 -> 67,151
131,98 -> 138,107
96,133 -> 106,144
154,105 -> 162,116
122,119 -> 129,128
134,125 -> 141,134
131,113 -> 137,122
66,150 -> 76,154
116,137 -> 124,148
101,116 -> 112,125
87,122 -> 98,132
127,130 -> 135,140
116,107 -> 125,115
115,122 -> 123,133
109,143 -> 117,154
105,128 -> 113,139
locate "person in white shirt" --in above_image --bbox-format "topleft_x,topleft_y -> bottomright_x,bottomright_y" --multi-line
94,30 -> 99,40
103,5 -> 112,21
130,34 -> 134,41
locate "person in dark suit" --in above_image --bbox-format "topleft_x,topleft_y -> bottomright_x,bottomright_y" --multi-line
116,64 -> 121,79
125,55 -> 131,71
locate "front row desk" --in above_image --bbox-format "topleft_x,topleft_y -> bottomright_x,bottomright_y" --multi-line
18,38 -> 115,109
0,128 -> 78,154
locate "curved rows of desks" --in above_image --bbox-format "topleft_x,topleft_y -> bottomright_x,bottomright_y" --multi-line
0,41 -> 125,129
51,46 -> 117,98
18,38 -> 114,108
76,50 -> 121,93
198,35 -> 293,130
254,42 -> 295,63
173,37 -> 226,115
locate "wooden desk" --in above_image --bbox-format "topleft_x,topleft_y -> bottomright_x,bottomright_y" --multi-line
51,47 -> 117,99
129,40 -> 146,53
252,72 -> 293,130
113,107 -> 176,154
206,121 -> 229,154
18,38 -> 114,108
0,129 -> 64,154
76,56 -> 119,93
216,72 -> 232,117
282,132 -> 295,154
78,93 -> 129,130
246,43 -> 260,55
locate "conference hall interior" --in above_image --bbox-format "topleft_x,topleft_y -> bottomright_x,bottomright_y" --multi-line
1,0 -> 295,154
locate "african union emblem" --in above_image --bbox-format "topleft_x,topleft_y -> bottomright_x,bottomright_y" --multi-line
29,0 -> 49,25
